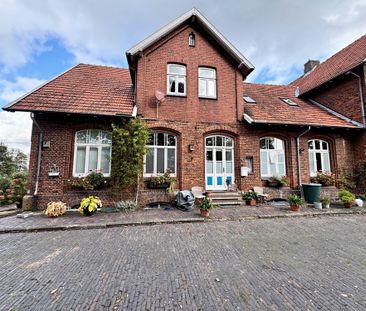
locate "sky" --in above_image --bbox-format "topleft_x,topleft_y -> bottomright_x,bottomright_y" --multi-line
1,0 -> 366,154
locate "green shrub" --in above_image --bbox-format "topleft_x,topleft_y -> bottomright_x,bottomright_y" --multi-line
114,200 -> 138,212
338,189 -> 355,204
287,194 -> 304,206
198,197 -> 217,210
242,190 -> 258,201
310,172 -> 335,186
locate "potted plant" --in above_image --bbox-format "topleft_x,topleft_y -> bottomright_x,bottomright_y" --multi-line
148,169 -> 176,189
242,190 -> 258,206
78,196 -> 102,216
310,172 -> 335,186
198,196 -> 217,217
338,189 -> 355,208
287,194 -> 304,212
45,201 -> 67,217
320,196 -> 331,209
268,175 -> 289,187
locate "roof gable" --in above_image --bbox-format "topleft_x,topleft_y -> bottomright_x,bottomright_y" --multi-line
291,34 -> 366,95
126,8 -> 254,77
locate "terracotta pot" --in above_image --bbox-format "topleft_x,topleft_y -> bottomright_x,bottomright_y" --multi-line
200,209 -> 209,217
344,202 -> 352,208
246,199 -> 257,206
290,204 -> 300,212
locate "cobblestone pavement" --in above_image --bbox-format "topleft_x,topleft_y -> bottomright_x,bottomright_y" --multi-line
0,203 -> 365,233
1,215 -> 366,310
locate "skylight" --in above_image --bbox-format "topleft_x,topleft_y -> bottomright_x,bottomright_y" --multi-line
243,95 -> 256,103
280,97 -> 298,106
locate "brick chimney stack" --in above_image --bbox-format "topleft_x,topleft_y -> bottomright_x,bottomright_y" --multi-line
304,60 -> 320,74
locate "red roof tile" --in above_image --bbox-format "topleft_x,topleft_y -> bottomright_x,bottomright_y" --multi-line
243,83 -> 357,128
4,64 -> 134,116
291,34 -> 366,95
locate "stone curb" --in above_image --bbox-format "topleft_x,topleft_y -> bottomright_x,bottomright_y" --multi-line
0,208 -> 365,234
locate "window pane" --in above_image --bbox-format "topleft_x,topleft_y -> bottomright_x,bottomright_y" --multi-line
216,150 -> 222,161
167,149 -> 175,173
206,161 -> 213,174
199,68 -> 215,78
278,163 -> 285,176
169,76 -> 176,93
147,134 -> 154,145
315,140 -> 320,150
270,162 -> 276,176
76,131 -> 87,144
157,133 -> 165,146
206,150 -> 213,161
226,162 -> 232,174
157,149 -> 165,173
75,147 -> 86,174
322,141 -> 328,150
226,150 -> 232,161
206,137 -> 213,146
89,130 -> 100,144
308,140 -> 314,150
199,78 -> 206,96
322,153 -> 330,172
168,65 -> 185,75
207,79 -> 216,97
101,132 -> 112,145
268,138 -> 275,149
260,139 -> 266,149
216,162 -> 223,174
309,152 -> 315,175
260,151 -> 268,176
225,137 -> 233,147
177,77 -> 185,94
88,147 -> 98,171
276,139 -> 283,150
145,148 -> 154,174
216,136 -> 223,147
101,147 -> 110,174
277,152 -> 285,163
166,135 -> 176,146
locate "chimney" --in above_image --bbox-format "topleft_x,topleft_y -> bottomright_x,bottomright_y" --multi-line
304,60 -> 320,74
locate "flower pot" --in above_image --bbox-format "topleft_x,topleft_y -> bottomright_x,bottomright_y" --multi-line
246,199 -> 257,206
344,202 -> 352,208
290,204 -> 300,212
83,207 -> 97,216
200,209 -> 209,218
314,202 -> 322,209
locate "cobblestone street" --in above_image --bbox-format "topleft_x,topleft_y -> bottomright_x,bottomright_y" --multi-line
1,215 -> 366,310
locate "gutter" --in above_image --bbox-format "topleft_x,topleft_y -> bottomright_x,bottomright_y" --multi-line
296,126 -> 311,197
346,71 -> 366,127
30,113 -> 43,210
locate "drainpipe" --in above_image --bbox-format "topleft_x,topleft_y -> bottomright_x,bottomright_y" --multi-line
30,113 -> 43,210
346,71 -> 366,127
296,126 -> 311,197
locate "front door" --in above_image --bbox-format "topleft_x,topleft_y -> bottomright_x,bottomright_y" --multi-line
205,135 -> 234,190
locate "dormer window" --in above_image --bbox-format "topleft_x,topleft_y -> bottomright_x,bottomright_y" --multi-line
188,32 -> 195,47
167,64 -> 186,96
199,67 -> 216,99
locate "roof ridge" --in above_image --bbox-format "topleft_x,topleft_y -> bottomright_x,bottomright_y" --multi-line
78,63 -> 129,71
243,81 -> 293,88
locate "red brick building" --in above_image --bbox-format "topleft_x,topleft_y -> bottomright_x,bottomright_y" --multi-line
4,8 -> 366,208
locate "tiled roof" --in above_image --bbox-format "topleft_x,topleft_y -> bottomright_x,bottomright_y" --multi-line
243,83 -> 358,128
291,34 -> 366,95
4,64 -> 134,116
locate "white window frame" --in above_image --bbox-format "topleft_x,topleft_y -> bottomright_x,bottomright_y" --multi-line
198,67 -> 217,99
308,139 -> 331,177
73,130 -> 112,177
167,64 -> 186,96
144,133 -> 177,177
260,137 -> 286,178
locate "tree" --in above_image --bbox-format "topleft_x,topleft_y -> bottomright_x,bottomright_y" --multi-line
0,143 -> 15,178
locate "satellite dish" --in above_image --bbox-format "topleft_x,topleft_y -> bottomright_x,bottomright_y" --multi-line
155,90 -> 166,102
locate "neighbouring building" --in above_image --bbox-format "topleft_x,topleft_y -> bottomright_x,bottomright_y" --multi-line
4,8 -> 366,209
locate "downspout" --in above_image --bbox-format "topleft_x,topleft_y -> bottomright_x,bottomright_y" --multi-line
30,113 -> 43,210
296,126 -> 311,197
347,71 -> 366,127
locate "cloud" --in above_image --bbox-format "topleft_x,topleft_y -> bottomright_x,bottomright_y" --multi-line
0,76 -> 45,153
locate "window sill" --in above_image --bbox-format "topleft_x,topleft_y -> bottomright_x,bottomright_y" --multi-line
199,96 -> 217,101
166,93 -> 187,98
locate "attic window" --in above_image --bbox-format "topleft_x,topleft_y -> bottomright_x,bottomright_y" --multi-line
243,95 -> 256,103
280,97 -> 298,106
188,32 -> 195,47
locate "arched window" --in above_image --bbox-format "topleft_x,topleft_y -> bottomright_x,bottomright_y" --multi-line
73,130 -> 112,177
260,137 -> 286,178
308,139 -> 331,176
144,132 -> 177,176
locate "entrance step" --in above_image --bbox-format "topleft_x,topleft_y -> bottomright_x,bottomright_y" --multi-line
213,200 -> 242,207
209,191 -> 242,205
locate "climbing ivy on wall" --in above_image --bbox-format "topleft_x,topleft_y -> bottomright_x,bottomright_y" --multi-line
111,118 -> 150,187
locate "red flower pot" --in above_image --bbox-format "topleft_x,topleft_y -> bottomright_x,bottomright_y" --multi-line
200,209 -> 209,217
290,204 -> 300,212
